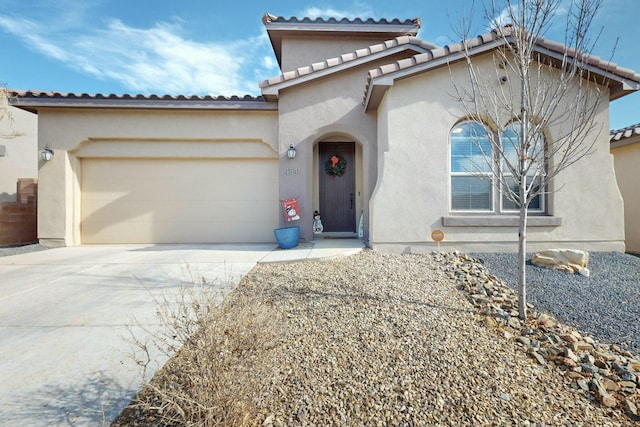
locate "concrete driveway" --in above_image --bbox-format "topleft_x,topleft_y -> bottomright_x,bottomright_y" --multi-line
0,244 -> 276,426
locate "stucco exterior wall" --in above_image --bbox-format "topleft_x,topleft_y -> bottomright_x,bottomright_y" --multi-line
23,33 -> 631,250
281,36 -> 391,72
612,141 -> 640,253
0,106 -> 37,201
37,108 -> 279,246
275,65 -> 384,242
370,54 -> 624,253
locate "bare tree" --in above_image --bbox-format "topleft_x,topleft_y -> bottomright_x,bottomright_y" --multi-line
452,0 -> 607,319
0,85 -> 22,139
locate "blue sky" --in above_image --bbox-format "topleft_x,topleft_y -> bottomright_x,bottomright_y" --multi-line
0,0 -> 637,129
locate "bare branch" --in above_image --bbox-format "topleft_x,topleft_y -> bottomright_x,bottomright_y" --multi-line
0,85 -> 24,140
449,0 -> 608,319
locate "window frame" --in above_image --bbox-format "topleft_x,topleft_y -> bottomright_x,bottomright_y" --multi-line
449,120 -> 547,215
499,122 -> 545,213
450,121 -> 495,212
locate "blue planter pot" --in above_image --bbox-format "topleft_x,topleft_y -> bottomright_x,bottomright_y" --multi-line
273,226 -> 300,249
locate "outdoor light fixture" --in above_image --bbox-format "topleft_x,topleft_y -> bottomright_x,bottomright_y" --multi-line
287,144 -> 297,159
41,145 -> 54,161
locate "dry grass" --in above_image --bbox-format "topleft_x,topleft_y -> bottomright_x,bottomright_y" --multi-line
112,253 -> 638,426
111,277 -> 283,427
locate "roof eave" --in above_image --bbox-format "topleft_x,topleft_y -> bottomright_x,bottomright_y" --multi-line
263,14 -> 421,68
610,124 -> 640,148
261,89 -> 279,102
610,137 -> 640,149
265,21 -> 420,35
364,79 -> 393,112
363,41 -> 502,111
532,45 -> 640,101
609,81 -> 640,101
261,42 -> 435,100
363,37 -> 640,111
10,97 -> 278,112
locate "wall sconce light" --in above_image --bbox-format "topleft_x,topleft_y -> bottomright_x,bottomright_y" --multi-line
287,144 -> 296,159
41,145 -> 54,161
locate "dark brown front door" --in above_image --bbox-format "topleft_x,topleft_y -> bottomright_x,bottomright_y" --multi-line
319,142 -> 356,232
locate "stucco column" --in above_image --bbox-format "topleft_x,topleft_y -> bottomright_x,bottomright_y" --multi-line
279,140 -> 312,241
37,149 -> 79,247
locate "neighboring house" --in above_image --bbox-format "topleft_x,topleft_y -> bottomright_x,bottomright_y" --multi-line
11,13 -> 640,252
0,101 -> 38,246
0,103 -> 37,201
610,124 -> 640,254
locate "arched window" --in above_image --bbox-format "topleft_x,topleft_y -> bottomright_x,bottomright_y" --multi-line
450,121 -> 493,211
450,121 -> 546,213
500,123 -> 544,212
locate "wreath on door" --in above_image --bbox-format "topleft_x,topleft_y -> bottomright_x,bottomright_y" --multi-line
325,154 -> 347,177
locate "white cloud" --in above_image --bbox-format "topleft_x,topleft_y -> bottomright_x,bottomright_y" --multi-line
486,1 -> 572,33
487,6 -> 516,31
0,16 -> 73,62
0,13 -> 278,96
302,3 -> 374,19
262,55 -> 276,70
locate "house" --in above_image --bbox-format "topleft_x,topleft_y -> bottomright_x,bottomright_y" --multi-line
610,124 -> 640,254
11,13 -> 640,252
0,98 -> 38,246
0,101 -> 37,202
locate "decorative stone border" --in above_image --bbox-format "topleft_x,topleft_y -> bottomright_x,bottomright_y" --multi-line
437,251 -> 640,421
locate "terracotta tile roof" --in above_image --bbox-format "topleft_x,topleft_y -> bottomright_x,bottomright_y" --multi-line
260,36 -> 438,99
364,27 -> 640,110
262,13 -> 421,68
262,14 -> 420,27
10,90 -> 275,113
610,123 -> 640,143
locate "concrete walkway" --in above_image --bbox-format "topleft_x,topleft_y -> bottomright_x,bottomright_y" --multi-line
261,238 -> 365,262
0,239 -> 364,426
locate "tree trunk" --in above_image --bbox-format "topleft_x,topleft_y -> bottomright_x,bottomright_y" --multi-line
517,180 -> 528,320
518,38 -> 528,321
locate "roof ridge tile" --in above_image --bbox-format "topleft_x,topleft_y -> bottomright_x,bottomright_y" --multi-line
263,14 -> 419,27
365,26 -> 640,105
364,26 -> 640,109
610,123 -> 640,142
259,35 -> 439,90
12,90 -> 267,103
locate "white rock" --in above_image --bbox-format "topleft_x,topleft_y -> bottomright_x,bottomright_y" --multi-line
531,249 -> 589,274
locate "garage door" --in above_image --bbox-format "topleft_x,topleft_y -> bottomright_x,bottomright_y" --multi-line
81,158 -> 278,244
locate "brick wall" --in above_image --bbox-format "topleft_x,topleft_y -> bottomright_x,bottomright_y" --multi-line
0,179 -> 37,246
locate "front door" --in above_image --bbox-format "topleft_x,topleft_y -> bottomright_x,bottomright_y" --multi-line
319,142 -> 356,232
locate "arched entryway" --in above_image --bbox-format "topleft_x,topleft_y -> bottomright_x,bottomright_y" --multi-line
314,137 -> 363,236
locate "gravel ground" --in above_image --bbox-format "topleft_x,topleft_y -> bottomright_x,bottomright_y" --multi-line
116,249 -> 635,426
4,244 -> 638,424
236,250 -> 635,425
0,243 -> 50,257
472,252 -> 640,353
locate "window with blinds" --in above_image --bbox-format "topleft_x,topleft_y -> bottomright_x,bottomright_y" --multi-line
449,120 -> 545,213
450,121 -> 493,211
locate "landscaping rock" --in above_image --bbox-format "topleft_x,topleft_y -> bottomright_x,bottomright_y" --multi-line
114,250 -> 639,426
531,249 -> 589,274
443,251 -> 640,422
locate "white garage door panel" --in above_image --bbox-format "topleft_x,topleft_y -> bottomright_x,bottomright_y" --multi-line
82,219 -> 277,244
83,200 -> 277,223
83,174 -> 276,201
82,178 -> 276,203
82,159 -> 279,244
